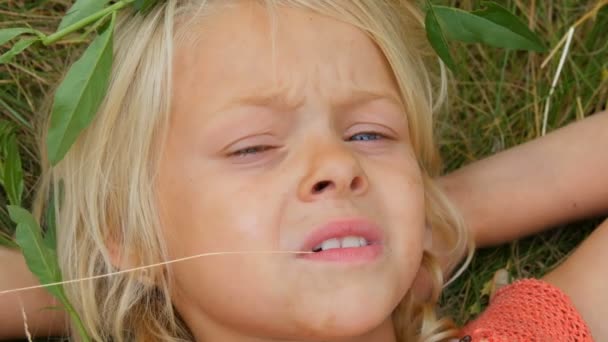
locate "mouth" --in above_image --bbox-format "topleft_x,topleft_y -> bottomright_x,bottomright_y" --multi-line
311,236 -> 372,252
298,218 -> 384,262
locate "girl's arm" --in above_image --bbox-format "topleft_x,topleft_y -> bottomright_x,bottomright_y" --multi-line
439,110 -> 608,247
458,218 -> 608,341
542,217 -> 608,340
0,247 -> 66,338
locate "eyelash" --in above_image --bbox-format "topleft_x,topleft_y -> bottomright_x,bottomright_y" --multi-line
230,131 -> 388,157
347,131 -> 387,142
230,145 -> 274,157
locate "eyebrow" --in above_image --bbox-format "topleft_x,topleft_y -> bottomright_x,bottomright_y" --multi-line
220,86 -> 404,113
335,88 -> 405,112
227,88 -> 305,111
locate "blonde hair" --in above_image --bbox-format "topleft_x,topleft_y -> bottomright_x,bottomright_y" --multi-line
35,1 -> 474,341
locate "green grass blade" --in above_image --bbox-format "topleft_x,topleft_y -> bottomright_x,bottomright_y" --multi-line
0,28 -> 37,45
0,120 -> 15,145
3,134 -> 24,206
47,14 -> 115,165
0,97 -> 34,131
58,0 -> 111,30
0,37 -> 39,65
0,231 -> 18,248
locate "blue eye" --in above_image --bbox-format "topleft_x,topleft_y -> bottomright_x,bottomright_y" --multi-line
348,132 -> 386,141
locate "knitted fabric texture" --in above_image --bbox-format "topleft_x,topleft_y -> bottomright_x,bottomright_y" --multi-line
458,278 -> 593,342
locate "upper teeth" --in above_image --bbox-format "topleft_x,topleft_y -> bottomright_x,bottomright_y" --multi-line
312,236 -> 369,252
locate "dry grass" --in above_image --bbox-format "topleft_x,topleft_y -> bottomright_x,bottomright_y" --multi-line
438,0 -> 607,324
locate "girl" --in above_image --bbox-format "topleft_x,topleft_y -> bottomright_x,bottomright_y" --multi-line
1,0 -> 605,341
4,111 -> 608,340
31,1 -> 473,340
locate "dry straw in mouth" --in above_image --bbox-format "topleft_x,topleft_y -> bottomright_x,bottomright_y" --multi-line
0,250 -> 313,296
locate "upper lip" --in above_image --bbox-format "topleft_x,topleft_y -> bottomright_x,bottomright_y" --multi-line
299,218 -> 384,252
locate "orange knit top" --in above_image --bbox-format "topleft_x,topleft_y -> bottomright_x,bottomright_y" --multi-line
458,278 -> 594,341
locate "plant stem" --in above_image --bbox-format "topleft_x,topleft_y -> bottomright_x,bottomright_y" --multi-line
573,0 -> 608,29
42,0 -> 134,46
63,294 -> 91,341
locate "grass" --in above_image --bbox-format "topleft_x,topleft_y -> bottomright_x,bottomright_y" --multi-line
1,0 -> 607,337
436,0 -> 608,324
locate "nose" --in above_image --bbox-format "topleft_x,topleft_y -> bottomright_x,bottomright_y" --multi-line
297,139 -> 369,202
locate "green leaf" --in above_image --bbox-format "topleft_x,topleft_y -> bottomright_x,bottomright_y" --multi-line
47,14 -> 115,165
0,120 -> 14,186
0,37 -> 39,65
0,98 -> 33,130
8,206 -> 63,299
0,28 -> 38,46
44,195 -> 57,251
8,206 -> 91,341
4,134 -> 24,206
473,2 -> 545,51
425,2 -> 456,71
0,120 -> 15,141
480,277 -> 494,297
433,5 -> 547,52
59,0 -> 111,30
134,0 -> 158,13
468,300 -> 482,315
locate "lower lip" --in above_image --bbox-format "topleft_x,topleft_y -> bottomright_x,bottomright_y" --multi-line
299,244 -> 382,262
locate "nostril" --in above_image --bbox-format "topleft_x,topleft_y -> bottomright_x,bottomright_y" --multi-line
312,180 -> 332,194
350,176 -> 362,190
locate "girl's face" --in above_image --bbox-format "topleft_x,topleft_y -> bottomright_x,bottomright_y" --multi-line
157,2 -> 427,341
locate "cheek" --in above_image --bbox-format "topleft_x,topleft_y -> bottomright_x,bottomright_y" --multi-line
157,164 -> 285,259
367,154 -> 426,283
369,151 -> 426,223
164,180 -> 284,277
157,168 -> 295,332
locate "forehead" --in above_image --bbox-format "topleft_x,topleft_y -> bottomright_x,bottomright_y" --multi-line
172,2 -> 401,114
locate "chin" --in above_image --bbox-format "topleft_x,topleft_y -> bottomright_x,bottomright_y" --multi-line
291,293 -> 397,339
